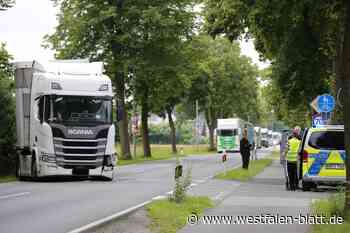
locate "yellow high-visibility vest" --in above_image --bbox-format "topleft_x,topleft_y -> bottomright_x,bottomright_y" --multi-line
286,137 -> 301,162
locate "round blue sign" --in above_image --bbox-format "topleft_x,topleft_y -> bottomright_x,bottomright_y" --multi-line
317,94 -> 335,113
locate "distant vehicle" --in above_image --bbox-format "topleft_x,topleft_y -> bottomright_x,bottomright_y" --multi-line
268,130 -> 273,146
297,125 -> 346,191
261,128 -> 269,147
254,127 -> 262,149
272,132 -> 282,146
216,118 -> 254,152
15,60 -> 116,181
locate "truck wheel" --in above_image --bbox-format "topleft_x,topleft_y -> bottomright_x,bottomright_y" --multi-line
31,155 -> 38,180
16,158 -> 25,181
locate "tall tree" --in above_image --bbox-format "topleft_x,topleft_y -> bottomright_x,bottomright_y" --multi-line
46,0 -> 134,159
186,35 -> 259,150
47,0 -> 196,158
129,1 -> 196,157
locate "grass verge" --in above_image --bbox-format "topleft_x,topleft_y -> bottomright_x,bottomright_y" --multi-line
117,144 -> 212,166
311,192 -> 350,233
0,176 -> 17,183
147,196 -> 213,233
215,158 -> 273,181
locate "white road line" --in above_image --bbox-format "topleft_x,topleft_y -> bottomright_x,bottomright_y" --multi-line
152,195 -> 166,200
193,179 -> 206,183
67,200 -> 152,233
213,192 -> 225,201
0,192 -> 30,200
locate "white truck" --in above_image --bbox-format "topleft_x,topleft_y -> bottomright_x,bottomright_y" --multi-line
15,60 -> 116,180
216,118 -> 254,152
261,128 -> 269,147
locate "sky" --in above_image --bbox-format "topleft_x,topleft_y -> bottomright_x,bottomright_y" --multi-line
0,0 -> 270,69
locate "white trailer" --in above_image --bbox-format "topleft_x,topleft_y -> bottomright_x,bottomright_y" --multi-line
261,128 -> 269,147
15,60 -> 116,180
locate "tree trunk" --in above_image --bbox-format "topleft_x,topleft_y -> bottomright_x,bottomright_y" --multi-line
205,108 -> 216,151
114,73 -> 131,160
141,96 -> 151,157
167,107 -> 177,154
332,18 -> 345,124
208,124 -> 215,151
341,0 -> 350,213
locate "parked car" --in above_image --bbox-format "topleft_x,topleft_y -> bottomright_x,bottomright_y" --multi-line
297,125 -> 346,191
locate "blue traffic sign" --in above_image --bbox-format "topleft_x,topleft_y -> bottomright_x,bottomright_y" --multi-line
317,94 -> 335,113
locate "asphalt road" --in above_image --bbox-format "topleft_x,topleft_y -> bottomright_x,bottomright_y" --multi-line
0,148 -> 274,233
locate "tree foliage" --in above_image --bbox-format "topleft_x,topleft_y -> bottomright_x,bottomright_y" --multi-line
0,0 -> 15,11
204,0 -> 340,126
45,0 -> 197,157
185,35 -> 259,149
0,43 -> 16,175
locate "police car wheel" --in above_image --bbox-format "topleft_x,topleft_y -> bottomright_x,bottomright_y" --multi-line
302,181 -> 313,191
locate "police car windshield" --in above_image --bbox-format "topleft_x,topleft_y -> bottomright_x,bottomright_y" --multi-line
308,131 -> 344,150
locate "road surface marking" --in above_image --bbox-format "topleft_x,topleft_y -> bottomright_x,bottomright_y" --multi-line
213,192 -> 225,201
152,195 -> 166,200
193,179 -> 206,183
0,192 -> 30,200
67,200 -> 152,233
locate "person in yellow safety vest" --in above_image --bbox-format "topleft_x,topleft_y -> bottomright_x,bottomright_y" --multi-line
285,126 -> 302,191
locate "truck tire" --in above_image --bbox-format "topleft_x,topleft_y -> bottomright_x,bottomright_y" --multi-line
16,158 -> 25,181
31,154 -> 38,181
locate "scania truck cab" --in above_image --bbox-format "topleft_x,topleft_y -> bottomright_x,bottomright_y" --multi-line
15,60 -> 116,180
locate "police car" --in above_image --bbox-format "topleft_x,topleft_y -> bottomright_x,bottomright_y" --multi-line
297,125 -> 345,191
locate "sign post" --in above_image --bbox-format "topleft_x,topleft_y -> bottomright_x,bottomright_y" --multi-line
310,94 -> 335,127
222,150 -> 228,175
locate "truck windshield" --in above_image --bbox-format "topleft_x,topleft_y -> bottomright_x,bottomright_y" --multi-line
49,95 -> 112,125
218,129 -> 237,136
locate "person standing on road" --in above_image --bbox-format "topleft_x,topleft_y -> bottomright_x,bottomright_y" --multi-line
285,126 -> 302,191
240,128 -> 252,169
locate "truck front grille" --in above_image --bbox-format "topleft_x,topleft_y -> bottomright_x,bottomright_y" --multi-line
53,137 -> 107,168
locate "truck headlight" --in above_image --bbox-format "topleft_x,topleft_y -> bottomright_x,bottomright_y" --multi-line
40,152 -> 56,163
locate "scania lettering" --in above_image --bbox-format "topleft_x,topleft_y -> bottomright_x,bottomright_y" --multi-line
68,129 -> 94,136
15,60 -> 116,180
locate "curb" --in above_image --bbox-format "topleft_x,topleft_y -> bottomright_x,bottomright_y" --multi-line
67,200 -> 152,233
